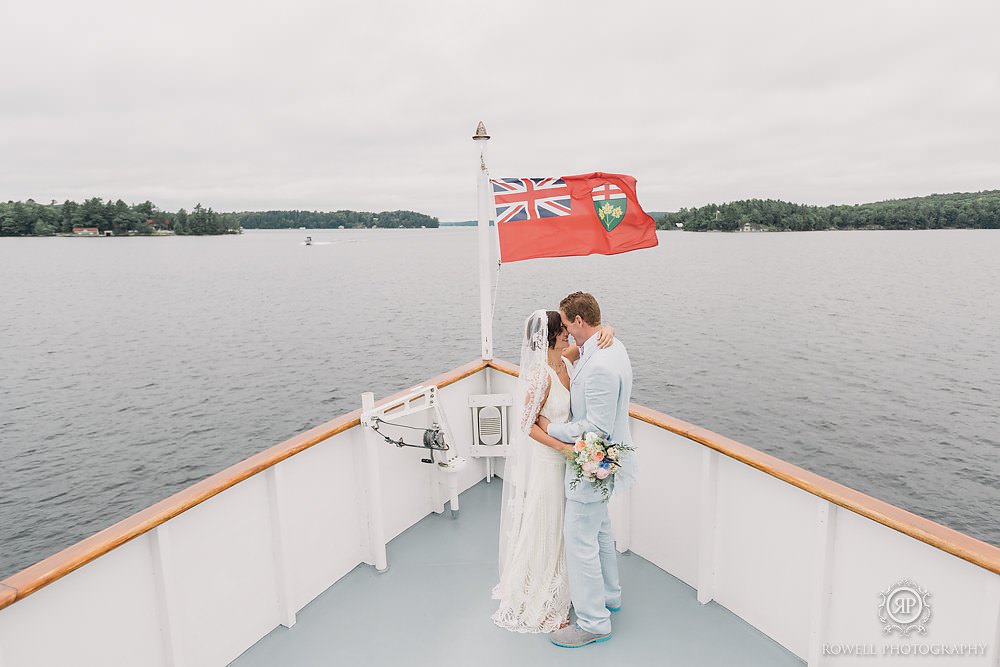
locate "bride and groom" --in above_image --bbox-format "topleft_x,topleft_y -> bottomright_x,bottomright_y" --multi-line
492,291 -> 635,648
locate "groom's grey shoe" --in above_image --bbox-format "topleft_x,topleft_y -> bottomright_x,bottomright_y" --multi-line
550,624 -> 611,648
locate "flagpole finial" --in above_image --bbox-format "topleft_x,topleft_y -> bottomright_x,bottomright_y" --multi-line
473,121 -> 490,140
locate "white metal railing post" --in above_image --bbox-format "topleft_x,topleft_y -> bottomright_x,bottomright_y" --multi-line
361,392 -> 389,572
474,121 -> 494,361
427,390 -> 446,516
696,448 -> 720,604
265,466 -> 296,628
807,501 -> 837,667
987,575 -> 1000,667
0,587 -> 11,667
432,399 -> 462,519
429,462 -> 445,516
612,487 -> 633,554
150,524 -> 186,667
484,367 -> 494,481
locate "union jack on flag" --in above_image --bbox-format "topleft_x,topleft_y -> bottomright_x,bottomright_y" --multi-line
491,177 -> 573,224
591,182 -> 626,202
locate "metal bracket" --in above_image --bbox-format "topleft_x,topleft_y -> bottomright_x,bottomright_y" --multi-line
363,385 -> 465,472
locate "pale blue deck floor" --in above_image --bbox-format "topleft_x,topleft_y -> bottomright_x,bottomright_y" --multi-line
231,480 -> 804,666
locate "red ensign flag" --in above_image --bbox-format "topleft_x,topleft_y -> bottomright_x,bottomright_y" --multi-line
491,172 -> 658,263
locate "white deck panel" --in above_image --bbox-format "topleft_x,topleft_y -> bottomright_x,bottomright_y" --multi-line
230,480 -> 804,667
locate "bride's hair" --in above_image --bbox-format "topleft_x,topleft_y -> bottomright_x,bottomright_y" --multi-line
546,311 -> 565,349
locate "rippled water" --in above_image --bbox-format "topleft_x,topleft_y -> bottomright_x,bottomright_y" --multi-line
1,229 -> 997,578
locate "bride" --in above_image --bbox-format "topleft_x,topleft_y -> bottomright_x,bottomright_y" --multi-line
492,309 -> 614,633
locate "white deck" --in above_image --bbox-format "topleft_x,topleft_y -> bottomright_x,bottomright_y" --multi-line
230,480 -> 804,666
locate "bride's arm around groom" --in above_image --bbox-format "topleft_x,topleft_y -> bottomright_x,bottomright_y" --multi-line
542,360 -> 621,445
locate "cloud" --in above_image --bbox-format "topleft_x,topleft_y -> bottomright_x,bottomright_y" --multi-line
1,0 -> 998,219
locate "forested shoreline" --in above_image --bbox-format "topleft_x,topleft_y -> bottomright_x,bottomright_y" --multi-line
237,209 -> 438,229
0,200 -> 439,236
3,190 -> 997,237
0,199 -> 234,236
661,190 -> 1000,231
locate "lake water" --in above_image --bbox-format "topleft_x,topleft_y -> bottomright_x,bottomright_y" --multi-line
1,229 -> 997,578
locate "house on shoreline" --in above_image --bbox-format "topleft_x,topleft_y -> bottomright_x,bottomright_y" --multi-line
71,227 -> 99,236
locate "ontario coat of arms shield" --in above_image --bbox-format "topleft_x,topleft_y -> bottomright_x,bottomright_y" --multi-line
591,183 -> 627,231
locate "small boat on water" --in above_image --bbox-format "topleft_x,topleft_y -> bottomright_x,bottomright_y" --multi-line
304,236 -> 312,246
0,126 -> 997,667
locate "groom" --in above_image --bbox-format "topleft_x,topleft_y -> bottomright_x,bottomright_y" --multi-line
537,291 -> 634,648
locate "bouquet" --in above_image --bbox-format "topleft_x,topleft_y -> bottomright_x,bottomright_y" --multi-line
567,432 -> 634,499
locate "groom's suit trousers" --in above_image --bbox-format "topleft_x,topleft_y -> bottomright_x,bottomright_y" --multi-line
564,498 -> 621,635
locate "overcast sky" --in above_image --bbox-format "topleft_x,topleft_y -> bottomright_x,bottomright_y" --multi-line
2,0 -> 998,220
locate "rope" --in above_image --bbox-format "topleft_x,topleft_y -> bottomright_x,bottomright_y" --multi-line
491,259 -> 502,324
369,418 -> 449,452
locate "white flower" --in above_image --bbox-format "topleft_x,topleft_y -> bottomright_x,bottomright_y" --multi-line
584,432 -> 599,445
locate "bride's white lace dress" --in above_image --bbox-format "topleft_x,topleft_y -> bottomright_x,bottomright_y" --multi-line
491,359 -> 573,633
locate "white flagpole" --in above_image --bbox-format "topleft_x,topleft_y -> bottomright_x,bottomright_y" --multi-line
473,121 -> 494,360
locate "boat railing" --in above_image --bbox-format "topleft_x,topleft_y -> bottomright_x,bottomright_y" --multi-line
487,358 -> 1000,665
1,358 -> 997,667
487,358 -> 1000,576
0,359 -> 486,612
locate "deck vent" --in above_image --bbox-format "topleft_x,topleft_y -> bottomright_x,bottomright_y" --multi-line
468,394 -> 512,466
477,406 -> 503,445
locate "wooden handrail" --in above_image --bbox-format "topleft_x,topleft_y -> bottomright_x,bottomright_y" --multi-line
0,584 -> 15,608
0,359 -> 487,611
3,354 -> 995,614
486,358 -> 1000,575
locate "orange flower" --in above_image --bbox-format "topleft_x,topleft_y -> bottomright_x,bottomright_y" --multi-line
574,441 -> 586,452
593,451 -> 605,462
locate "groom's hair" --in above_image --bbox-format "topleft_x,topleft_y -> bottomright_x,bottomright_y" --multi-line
560,292 -> 601,326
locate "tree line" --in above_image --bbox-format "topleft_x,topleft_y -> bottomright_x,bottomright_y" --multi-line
0,198 -> 235,236
235,209 -> 438,229
5,190 -> 995,236
660,190 -> 1000,231
0,199 -> 440,236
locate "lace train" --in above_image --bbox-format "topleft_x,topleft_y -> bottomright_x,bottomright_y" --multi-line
491,360 -> 572,633
492,310 -> 570,632
490,452 -> 571,633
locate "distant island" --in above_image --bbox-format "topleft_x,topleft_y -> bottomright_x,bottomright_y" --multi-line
662,190 -> 1000,231
440,220 -> 490,227
0,199 -> 439,236
0,199 -> 235,236
4,190 -> 997,237
237,209 -> 437,229
442,191 -> 1000,231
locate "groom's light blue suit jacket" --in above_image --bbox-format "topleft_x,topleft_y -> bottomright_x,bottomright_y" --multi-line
547,334 -> 634,504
